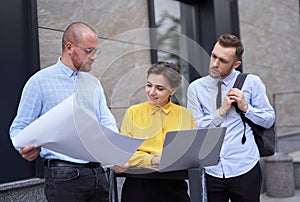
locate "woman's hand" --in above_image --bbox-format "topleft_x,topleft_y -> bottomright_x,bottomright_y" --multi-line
114,162 -> 130,173
151,156 -> 160,165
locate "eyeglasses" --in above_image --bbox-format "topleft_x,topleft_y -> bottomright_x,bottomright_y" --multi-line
73,43 -> 100,55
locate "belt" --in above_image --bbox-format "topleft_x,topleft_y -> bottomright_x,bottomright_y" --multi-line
43,159 -> 101,169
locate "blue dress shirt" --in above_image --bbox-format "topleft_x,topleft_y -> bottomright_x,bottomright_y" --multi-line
187,70 -> 275,178
10,58 -> 118,163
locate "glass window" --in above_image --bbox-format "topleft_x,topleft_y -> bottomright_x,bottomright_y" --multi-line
152,0 -> 205,106
153,0 -> 187,106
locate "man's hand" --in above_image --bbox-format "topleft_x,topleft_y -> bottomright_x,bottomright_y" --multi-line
227,88 -> 248,112
19,145 -> 41,161
219,94 -> 235,116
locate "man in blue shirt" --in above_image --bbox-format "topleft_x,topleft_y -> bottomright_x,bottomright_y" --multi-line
187,34 -> 275,201
10,22 -> 118,202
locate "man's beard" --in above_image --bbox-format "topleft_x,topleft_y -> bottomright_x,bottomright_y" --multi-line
77,59 -> 93,72
79,63 -> 92,72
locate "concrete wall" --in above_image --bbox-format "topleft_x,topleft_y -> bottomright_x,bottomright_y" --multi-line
238,0 -> 300,135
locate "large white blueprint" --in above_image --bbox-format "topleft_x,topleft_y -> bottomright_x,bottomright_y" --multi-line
12,94 -> 144,165
11,73 -> 145,165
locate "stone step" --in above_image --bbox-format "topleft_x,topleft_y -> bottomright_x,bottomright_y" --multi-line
289,150 -> 300,162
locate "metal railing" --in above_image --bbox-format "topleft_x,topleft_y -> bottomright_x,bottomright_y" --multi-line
272,90 -> 300,153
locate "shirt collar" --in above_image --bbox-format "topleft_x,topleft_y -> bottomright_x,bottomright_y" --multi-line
209,70 -> 239,87
222,70 -> 239,86
56,57 -> 78,77
149,101 -> 172,115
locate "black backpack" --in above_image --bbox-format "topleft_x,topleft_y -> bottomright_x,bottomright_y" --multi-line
233,73 -> 275,157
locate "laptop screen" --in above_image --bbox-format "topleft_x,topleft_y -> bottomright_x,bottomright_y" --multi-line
158,127 -> 226,172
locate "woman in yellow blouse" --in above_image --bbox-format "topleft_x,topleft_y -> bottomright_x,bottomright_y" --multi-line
115,61 -> 195,202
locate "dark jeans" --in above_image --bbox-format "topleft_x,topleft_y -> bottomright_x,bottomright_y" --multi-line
206,162 -> 262,202
44,166 -> 108,202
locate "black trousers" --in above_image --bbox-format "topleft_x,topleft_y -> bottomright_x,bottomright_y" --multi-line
44,166 -> 108,202
121,178 -> 190,202
206,162 -> 262,202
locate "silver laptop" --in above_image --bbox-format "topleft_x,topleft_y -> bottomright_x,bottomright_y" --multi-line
126,127 -> 226,173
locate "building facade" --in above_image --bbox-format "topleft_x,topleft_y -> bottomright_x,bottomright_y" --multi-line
1,0 -> 299,200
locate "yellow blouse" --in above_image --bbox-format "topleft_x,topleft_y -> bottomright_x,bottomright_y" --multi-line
120,101 -> 195,167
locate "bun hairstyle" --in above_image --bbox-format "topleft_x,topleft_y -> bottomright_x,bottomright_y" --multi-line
147,61 -> 182,89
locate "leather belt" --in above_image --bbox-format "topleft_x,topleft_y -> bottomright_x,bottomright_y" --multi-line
43,159 -> 101,169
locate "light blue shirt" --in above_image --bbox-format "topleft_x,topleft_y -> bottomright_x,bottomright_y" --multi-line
187,70 -> 275,178
10,58 -> 118,163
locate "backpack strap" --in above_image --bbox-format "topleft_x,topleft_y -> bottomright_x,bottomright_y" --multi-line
232,73 -> 248,144
233,73 -> 248,89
